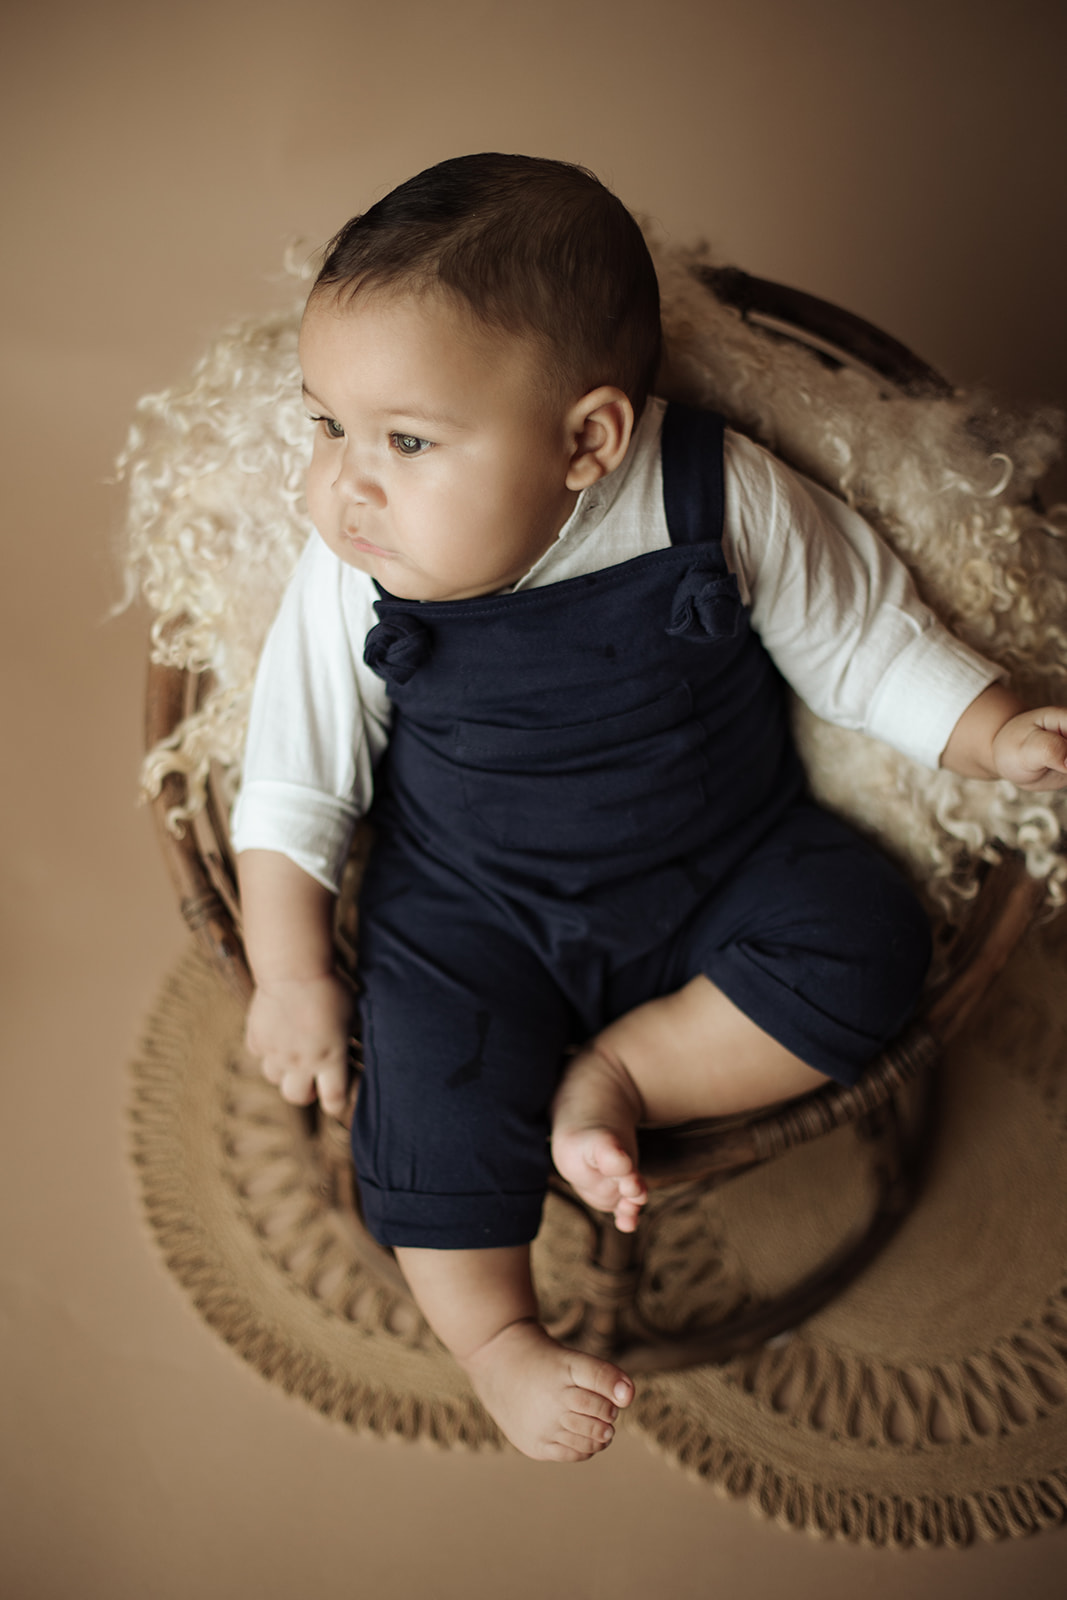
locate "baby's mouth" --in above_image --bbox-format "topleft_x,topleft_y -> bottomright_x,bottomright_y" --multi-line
344,530 -> 395,558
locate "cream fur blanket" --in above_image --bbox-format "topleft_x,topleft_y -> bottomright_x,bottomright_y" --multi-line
119,240 -> 1067,926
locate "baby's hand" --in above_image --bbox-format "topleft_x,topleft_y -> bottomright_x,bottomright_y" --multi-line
245,972 -> 353,1118
992,707 -> 1067,791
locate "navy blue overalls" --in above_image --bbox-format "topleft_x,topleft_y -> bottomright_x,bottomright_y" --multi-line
352,406 -> 931,1249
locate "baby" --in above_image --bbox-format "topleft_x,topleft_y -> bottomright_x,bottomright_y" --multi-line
233,153 -> 1067,1463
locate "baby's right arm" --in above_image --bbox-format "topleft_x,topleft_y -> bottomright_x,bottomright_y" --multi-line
231,538 -> 392,1115
237,848 -> 352,1118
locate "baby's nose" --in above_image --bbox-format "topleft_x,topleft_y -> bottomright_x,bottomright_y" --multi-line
334,451 -> 385,507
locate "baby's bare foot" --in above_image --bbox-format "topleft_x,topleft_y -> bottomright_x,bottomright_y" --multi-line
551,1046 -> 648,1230
463,1318 -> 633,1462
551,1123 -> 648,1231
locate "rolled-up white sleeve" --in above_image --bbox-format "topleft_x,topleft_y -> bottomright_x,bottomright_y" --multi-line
230,536 -> 392,892
723,431 -> 1003,769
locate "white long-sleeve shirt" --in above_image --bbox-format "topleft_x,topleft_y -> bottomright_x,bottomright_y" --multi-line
232,398 -> 1000,891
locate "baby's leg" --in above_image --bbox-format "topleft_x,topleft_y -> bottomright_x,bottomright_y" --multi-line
355,841 -> 632,1459
395,1243 -> 633,1463
551,981 -> 823,1228
354,838 -> 573,1250
553,805 -> 932,1229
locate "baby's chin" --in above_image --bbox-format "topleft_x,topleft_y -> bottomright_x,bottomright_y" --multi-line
327,538 -> 409,594
369,566 -> 515,604
324,536 -> 514,602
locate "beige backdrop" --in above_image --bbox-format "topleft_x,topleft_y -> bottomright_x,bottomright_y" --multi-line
3,2 -> 1066,1596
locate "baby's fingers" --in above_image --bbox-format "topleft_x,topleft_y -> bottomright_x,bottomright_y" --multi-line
278,1065 -> 319,1105
1032,706 -> 1067,739
315,1059 -> 350,1119
1020,726 -> 1067,788
260,1052 -> 347,1114
257,1050 -> 286,1086
256,1049 -> 317,1104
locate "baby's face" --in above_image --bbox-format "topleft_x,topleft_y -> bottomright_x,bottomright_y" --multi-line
299,288 -> 581,601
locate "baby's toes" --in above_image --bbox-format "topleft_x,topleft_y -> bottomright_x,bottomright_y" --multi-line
564,1408 -> 616,1447
586,1129 -> 634,1180
613,1194 -> 645,1233
616,1170 -> 647,1201
547,1435 -> 608,1463
551,1402 -> 616,1460
557,1422 -> 614,1458
568,1353 -> 634,1411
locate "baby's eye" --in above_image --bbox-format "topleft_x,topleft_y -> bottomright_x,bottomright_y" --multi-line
308,413 -> 345,440
391,432 -> 433,457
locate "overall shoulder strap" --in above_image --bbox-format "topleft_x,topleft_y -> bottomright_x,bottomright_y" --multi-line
660,403 -> 726,548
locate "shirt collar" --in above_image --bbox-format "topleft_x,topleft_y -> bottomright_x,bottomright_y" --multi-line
513,397 -> 665,589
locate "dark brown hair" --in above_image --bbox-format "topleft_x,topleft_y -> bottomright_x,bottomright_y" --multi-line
313,153 -> 661,413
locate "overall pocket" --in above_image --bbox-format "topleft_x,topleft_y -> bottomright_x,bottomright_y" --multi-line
454,680 -> 708,857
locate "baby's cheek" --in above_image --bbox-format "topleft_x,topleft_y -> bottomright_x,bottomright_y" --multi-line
304,472 -> 329,534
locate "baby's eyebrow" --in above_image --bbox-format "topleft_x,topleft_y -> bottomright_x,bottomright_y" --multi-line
301,382 -> 329,409
389,405 -> 470,432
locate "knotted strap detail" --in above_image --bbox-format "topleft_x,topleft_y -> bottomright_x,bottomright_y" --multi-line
666,564 -> 744,642
364,614 -> 433,686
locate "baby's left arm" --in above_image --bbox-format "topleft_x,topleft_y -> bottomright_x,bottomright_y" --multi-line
941,683 -> 1067,791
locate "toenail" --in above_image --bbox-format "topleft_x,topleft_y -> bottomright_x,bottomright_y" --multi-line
613,1381 -> 630,1402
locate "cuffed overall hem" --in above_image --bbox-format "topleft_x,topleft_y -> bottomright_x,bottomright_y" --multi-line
707,946 -> 930,1087
356,1175 -> 546,1250
679,801 -> 934,1087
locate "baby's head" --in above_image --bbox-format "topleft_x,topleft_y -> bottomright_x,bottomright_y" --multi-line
299,154 -> 661,602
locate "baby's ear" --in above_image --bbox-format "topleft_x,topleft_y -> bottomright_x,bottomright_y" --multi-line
565,388 -> 634,490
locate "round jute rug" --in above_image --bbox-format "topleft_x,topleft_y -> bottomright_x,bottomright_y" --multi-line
129,925 -> 1067,1549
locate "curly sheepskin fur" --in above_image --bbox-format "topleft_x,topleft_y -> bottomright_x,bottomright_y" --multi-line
118,238 -> 1067,926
